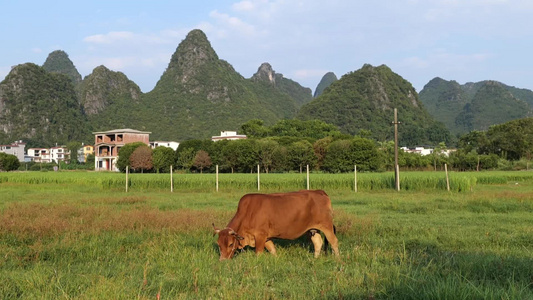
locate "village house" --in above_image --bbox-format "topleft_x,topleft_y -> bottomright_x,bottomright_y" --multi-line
26,146 -> 69,163
27,148 -> 50,163
0,140 -> 26,162
211,131 -> 247,142
77,144 -> 94,163
401,146 -> 455,157
50,146 -> 68,163
94,128 -> 150,171
149,141 -> 179,151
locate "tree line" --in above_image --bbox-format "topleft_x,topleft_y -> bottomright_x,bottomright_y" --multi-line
4,118 -> 533,173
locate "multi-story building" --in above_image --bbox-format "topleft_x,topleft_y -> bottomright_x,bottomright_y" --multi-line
0,140 -> 26,162
93,128 -> 150,171
50,146 -> 69,163
27,148 -> 50,163
77,144 -> 94,163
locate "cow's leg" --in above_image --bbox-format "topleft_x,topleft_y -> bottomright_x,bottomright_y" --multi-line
322,227 -> 340,256
310,232 -> 323,258
264,240 -> 277,255
254,235 -> 267,254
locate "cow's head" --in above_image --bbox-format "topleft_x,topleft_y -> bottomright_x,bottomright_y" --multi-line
213,224 -> 244,260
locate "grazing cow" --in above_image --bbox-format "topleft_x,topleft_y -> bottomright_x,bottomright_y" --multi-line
213,190 -> 339,260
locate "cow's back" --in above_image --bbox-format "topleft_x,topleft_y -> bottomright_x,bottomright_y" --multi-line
232,190 -> 333,240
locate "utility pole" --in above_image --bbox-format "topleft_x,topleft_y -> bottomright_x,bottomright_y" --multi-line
393,108 -> 400,191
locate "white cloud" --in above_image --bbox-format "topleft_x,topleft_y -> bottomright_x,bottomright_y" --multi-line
83,31 -> 135,44
232,0 -> 255,12
83,31 -> 172,46
208,10 -> 259,38
31,48 -> 42,54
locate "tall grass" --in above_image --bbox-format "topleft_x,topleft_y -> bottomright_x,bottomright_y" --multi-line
1,170 -> 533,192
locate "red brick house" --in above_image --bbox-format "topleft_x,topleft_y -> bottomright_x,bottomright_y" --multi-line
93,128 -> 150,171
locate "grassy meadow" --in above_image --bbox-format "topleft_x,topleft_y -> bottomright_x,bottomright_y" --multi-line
0,171 -> 532,299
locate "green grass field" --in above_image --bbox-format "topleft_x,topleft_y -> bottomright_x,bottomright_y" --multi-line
1,171 -> 532,299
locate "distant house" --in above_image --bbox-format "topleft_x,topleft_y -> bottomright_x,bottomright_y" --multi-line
93,128 -> 151,171
150,141 -> 179,151
401,146 -> 433,156
27,146 -> 69,163
401,146 -> 455,157
211,131 -> 247,142
27,148 -> 50,163
0,140 -> 26,162
77,144 -> 94,163
50,146 -> 69,163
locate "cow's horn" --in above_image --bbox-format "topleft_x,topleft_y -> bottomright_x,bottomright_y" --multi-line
212,223 -> 220,236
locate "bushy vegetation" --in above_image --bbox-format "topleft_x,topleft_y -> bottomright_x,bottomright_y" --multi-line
0,153 -> 20,171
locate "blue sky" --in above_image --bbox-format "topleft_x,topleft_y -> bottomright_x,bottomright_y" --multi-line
1,0 -> 532,93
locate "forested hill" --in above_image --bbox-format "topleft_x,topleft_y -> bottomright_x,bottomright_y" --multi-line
79,65 -> 143,132
42,50 -> 82,84
0,63 -> 89,147
297,64 -> 451,146
142,29 -> 300,140
420,77 -> 533,135
251,62 -> 313,107
313,72 -> 337,97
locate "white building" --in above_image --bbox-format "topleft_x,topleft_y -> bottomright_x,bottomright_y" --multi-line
150,141 -> 179,151
211,131 -> 247,142
401,146 -> 433,156
0,140 -> 26,162
401,146 -> 456,157
49,146 -> 69,163
27,148 -> 50,163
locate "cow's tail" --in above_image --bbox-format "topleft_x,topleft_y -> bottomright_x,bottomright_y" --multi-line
324,224 -> 337,253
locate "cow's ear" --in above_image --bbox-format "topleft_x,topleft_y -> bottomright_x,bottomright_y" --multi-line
212,223 -> 220,236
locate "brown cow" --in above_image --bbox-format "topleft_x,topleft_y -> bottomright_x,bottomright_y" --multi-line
213,190 -> 339,260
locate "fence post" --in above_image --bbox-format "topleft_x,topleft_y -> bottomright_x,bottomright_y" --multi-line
354,165 -> 358,192
445,163 -> 450,192
216,165 -> 219,192
395,164 -> 400,191
170,165 -> 174,192
306,164 -> 310,190
125,165 -> 129,193
257,164 -> 260,191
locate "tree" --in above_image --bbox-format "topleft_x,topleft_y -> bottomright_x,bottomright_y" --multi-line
219,140 -> 242,173
130,145 -> 153,173
256,139 -> 279,173
322,137 -> 381,172
176,147 -> 196,171
66,141 -> 82,163
240,119 -> 269,138
431,142 -> 448,171
193,150 -> 212,173
0,153 -> 20,171
152,146 -> 175,173
287,140 -> 317,173
116,142 -> 146,172
85,153 -> 95,167
236,139 -> 259,173
313,137 -> 333,170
